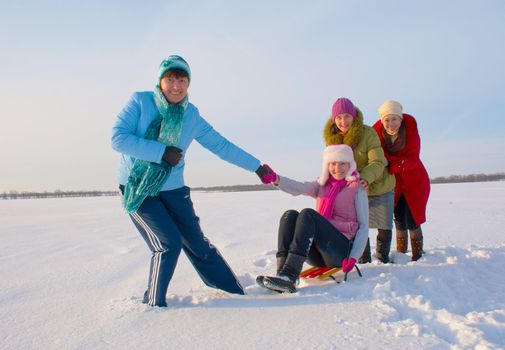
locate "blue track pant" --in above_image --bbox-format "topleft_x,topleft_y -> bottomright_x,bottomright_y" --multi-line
122,186 -> 244,306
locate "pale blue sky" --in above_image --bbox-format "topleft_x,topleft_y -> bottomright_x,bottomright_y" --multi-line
1,0 -> 504,191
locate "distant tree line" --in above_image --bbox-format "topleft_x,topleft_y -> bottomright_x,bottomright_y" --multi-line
430,172 -> 505,184
1,173 -> 504,200
192,184 -> 276,192
0,190 -> 118,200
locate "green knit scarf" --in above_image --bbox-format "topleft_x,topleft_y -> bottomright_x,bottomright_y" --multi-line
122,86 -> 187,213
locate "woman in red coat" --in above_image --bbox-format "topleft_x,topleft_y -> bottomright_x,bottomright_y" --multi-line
373,100 -> 430,261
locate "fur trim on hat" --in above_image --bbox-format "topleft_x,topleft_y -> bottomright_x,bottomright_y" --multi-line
318,144 -> 357,186
323,108 -> 364,148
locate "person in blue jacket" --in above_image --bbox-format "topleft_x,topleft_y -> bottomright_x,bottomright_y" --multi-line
111,55 -> 275,307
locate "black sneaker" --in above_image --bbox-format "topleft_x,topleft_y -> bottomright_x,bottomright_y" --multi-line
256,275 -> 267,289
256,275 -> 284,293
260,275 -> 297,293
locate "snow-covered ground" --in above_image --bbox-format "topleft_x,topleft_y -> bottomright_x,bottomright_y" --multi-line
1,181 -> 504,349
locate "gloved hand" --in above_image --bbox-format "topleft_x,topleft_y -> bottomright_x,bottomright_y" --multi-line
163,146 -> 183,166
341,257 -> 356,273
255,164 -> 277,184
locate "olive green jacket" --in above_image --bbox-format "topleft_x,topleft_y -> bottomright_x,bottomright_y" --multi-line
323,109 -> 395,196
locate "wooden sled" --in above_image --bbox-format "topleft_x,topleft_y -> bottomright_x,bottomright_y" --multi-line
300,265 -> 362,282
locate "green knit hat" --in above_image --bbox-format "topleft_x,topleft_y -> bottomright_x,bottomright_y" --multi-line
158,55 -> 191,82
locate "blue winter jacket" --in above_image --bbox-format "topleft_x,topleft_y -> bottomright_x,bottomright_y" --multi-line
111,91 -> 261,191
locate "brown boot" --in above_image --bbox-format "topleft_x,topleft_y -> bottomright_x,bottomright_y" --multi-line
410,228 -> 423,261
396,230 -> 408,253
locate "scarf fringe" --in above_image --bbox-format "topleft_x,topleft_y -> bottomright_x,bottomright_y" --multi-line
123,165 -> 169,213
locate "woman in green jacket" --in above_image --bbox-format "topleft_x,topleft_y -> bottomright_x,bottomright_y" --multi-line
323,98 -> 395,263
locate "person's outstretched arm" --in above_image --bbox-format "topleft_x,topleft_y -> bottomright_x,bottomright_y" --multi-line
274,175 -> 319,199
194,114 -> 260,172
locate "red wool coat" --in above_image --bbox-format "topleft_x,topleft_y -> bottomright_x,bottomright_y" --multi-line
373,114 -> 430,226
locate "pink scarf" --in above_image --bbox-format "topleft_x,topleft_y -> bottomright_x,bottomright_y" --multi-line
316,176 -> 348,220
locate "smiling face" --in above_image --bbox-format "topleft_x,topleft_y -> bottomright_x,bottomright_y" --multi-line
328,161 -> 350,180
334,113 -> 354,134
160,71 -> 189,104
382,114 -> 402,135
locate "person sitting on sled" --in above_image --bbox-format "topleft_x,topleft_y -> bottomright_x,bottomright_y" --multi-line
257,144 -> 369,293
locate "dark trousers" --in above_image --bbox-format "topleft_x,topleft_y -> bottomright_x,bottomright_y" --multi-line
394,195 -> 419,230
277,208 -> 352,268
121,186 -> 244,306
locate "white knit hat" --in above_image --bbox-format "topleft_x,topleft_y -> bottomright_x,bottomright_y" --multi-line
318,144 -> 357,185
378,100 -> 403,121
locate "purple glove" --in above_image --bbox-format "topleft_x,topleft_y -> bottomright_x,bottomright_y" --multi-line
255,164 -> 277,184
342,257 -> 356,273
